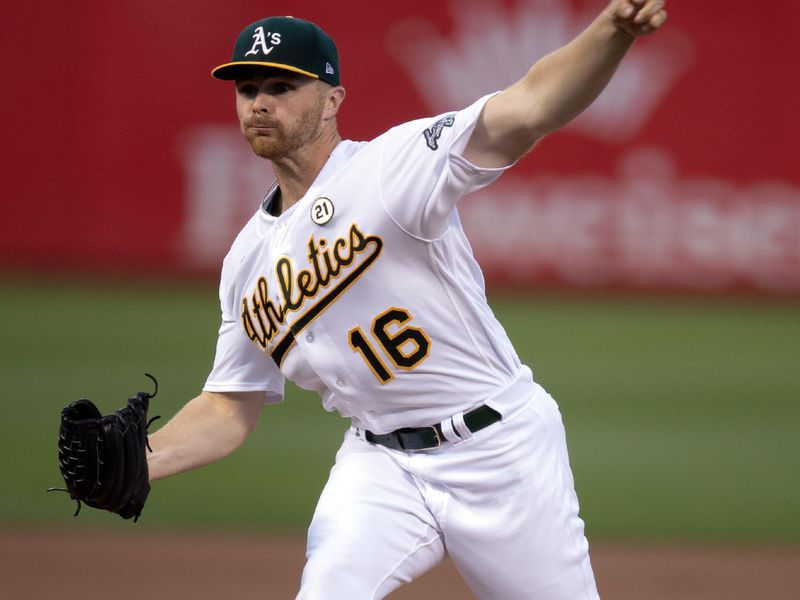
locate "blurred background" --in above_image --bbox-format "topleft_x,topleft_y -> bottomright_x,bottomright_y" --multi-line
1,0 -> 798,598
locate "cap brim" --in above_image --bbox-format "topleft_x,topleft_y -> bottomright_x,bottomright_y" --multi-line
211,61 -> 320,80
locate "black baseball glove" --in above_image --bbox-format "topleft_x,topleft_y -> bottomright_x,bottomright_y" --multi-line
48,374 -> 160,522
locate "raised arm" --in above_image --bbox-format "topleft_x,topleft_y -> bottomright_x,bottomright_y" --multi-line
463,0 -> 667,168
147,390 -> 265,481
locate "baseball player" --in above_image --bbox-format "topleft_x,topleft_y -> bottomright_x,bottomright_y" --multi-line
147,1 -> 667,598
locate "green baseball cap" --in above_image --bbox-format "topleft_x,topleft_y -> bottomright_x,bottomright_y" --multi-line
212,16 -> 340,85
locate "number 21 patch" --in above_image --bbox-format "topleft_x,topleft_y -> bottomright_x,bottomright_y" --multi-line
311,197 -> 335,225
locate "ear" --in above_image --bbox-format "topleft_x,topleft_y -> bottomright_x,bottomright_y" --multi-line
323,85 -> 346,120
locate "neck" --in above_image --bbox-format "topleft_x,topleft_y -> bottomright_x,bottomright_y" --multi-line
271,127 -> 341,212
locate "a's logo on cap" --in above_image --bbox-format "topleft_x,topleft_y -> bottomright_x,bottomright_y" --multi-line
244,26 -> 282,57
325,63 -> 335,75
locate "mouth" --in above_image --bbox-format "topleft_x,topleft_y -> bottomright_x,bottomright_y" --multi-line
247,121 -> 277,131
248,127 -> 275,136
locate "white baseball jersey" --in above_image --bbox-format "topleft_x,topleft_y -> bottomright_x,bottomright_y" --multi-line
204,91 -> 599,600
204,93 -> 529,433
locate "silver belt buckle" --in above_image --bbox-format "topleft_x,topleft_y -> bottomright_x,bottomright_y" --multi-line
428,425 -> 443,448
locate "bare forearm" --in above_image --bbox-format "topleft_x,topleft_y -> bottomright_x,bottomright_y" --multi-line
147,391 -> 263,481
465,0 -> 667,167
519,12 -> 634,137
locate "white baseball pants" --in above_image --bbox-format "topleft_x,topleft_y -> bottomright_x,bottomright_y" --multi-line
296,383 -> 599,599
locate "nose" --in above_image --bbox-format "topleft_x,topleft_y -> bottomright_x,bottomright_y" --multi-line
252,91 -> 272,113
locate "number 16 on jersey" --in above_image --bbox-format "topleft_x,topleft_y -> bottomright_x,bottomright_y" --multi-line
348,307 -> 431,383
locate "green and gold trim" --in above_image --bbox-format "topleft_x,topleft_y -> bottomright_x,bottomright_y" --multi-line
211,61 -> 319,80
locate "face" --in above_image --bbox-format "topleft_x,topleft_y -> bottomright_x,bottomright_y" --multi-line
235,71 -> 333,160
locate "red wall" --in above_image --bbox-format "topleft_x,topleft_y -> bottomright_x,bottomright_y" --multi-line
3,1 -> 798,293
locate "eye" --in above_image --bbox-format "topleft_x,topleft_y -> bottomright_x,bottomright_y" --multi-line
269,81 -> 294,95
236,83 -> 258,98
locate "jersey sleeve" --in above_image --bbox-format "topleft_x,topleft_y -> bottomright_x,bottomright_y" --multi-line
378,92 -> 513,240
203,315 -> 285,403
203,239 -> 285,403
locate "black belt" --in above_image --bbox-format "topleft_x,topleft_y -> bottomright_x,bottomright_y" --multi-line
364,405 -> 501,451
